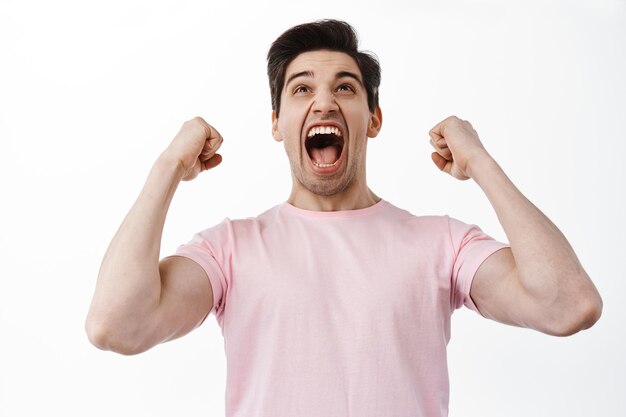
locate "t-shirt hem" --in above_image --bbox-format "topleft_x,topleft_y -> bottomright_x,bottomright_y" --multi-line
462,242 -> 511,314
171,246 -> 226,317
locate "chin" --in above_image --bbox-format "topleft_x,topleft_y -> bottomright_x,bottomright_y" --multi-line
301,173 -> 354,197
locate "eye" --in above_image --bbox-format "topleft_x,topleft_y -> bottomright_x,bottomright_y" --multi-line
293,85 -> 310,94
336,84 -> 355,93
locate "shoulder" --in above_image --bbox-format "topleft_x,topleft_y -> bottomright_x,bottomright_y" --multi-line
381,200 -> 452,231
379,202 -> 504,253
194,204 -> 288,245
388,204 -> 489,243
228,204 -> 283,234
184,204 -> 281,245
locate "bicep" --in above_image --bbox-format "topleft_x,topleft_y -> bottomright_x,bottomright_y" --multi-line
470,248 -> 551,333
153,256 -> 214,343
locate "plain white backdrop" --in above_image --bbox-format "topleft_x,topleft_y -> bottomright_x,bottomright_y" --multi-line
1,0 -> 624,416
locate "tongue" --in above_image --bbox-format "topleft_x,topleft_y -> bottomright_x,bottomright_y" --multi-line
311,146 -> 339,164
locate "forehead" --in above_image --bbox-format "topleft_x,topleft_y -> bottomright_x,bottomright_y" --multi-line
285,50 -> 362,80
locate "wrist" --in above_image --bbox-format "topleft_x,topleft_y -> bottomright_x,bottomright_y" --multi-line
466,151 -> 499,180
155,151 -> 186,180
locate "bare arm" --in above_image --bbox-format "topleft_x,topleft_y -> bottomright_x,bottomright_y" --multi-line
429,116 -> 602,336
85,117 -> 223,355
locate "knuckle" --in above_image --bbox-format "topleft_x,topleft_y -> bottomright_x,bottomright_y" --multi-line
184,116 -> 204,130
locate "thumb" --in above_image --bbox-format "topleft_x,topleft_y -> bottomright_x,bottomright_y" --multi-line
201,153 -> 223,171
431,152 -> 451,174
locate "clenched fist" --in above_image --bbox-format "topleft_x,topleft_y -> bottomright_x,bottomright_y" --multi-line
163,117 -> 224,181
428,116 -> 492,181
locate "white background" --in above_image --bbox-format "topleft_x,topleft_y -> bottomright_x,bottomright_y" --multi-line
1,0 -> 624,416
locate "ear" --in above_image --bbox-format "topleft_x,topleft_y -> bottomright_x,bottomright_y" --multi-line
367,107 -> 383,138
271,111 -> 283,142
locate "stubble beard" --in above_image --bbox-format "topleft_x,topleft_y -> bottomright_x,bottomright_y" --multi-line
290,157 -> 355,197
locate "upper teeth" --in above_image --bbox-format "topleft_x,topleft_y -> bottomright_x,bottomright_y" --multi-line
307,126 -> 342,138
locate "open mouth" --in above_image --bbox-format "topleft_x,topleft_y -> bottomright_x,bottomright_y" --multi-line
305,126 -> 344,168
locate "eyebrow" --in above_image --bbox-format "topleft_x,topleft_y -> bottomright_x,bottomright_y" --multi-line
336,71 -> 363,87
284,70 -> 364,88
285,71 -> 314,87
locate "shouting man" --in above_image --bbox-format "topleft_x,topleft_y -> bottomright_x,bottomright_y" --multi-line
86,19 -> 603,417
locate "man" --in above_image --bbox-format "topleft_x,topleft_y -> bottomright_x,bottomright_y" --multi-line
86,20 -> 602,417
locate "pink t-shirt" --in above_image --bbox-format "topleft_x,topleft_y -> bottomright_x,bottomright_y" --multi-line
174,200 -> 509,417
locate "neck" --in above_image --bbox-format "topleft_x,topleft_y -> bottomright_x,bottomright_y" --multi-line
287,179 -> 381,212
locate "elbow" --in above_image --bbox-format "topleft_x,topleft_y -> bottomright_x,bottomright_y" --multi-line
85,316 -> 150,356
548,294 -> 603,337
85,318 -> 108,351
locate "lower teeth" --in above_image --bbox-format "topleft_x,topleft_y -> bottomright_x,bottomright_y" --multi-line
313,161 -> 337,168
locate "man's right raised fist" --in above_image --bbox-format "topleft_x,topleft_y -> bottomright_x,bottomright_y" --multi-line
163,117 -> 223,181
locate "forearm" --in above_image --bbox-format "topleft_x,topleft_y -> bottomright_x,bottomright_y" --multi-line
469,155 -> 602,321
86,152 -> 185,349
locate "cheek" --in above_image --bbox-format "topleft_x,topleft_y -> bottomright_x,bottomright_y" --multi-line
281,129 -> 301,156
343,103 -> 370,127
348,115 -> 371,141
278,110 -> 299,134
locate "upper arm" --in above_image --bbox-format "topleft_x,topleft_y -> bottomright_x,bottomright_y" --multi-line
470,248 -> 552,333
151,255 -> 214,344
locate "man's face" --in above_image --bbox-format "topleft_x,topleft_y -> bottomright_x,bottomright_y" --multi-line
272,50 -> 382,197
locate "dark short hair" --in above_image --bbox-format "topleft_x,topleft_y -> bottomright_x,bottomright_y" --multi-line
267,19 -> 381,117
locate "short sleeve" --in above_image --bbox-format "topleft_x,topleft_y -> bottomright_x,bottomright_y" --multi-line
448,216 -> 510,313
173,218 -> 232,319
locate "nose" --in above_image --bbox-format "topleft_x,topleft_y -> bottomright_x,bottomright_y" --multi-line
311,90 -> 338,115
